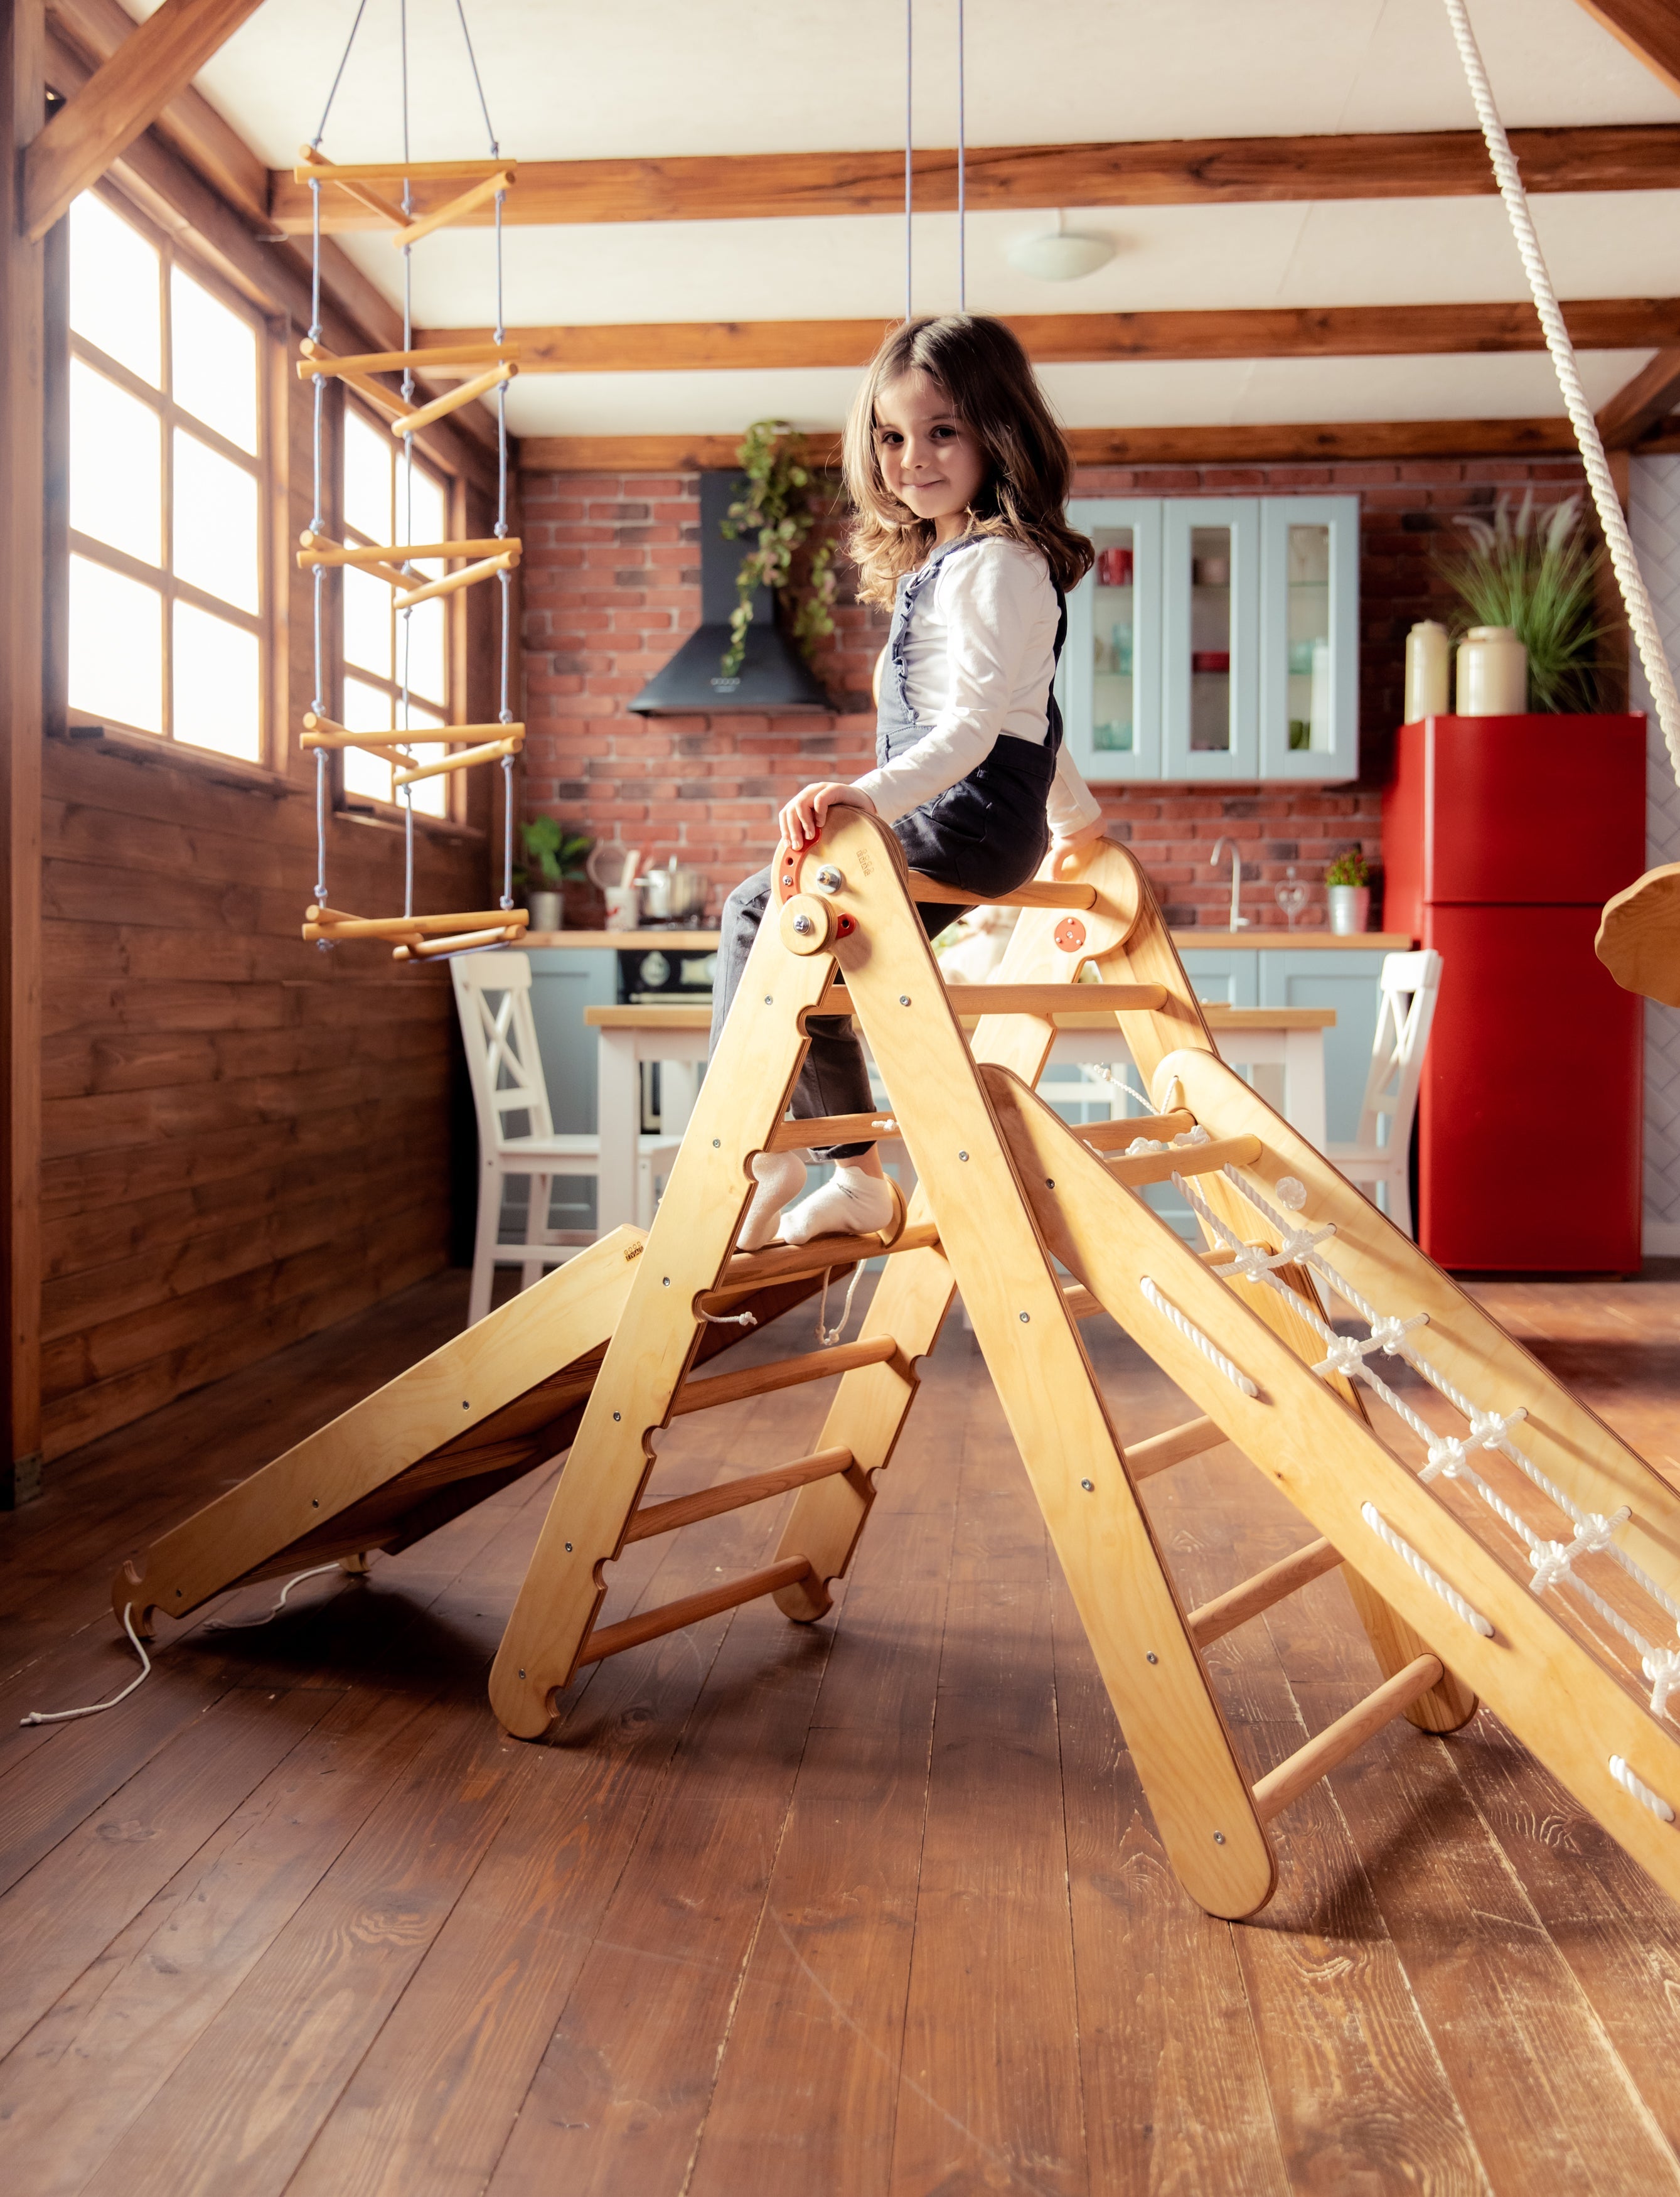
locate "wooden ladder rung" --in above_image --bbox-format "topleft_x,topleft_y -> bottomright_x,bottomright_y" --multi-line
700,1222 -> 942,1306
670,1336 -> 897,1417
302,714 -> 526,750
1187,1537 -> 1343,1650
767,1112 -> 899,1151
576,1557 -> 813,1667
393,547 -> 520,610
1105,1133 -> 1262,1188
392,734 -> 522,786
811,981 -> 1166,1018
297,534 -> 510,569
1251,1654 -> 1444,1824
623,1447 -> 854,1544
293,151 -> 517,187
302,906 -> 530,942
1126,1414 -> 1227,1480
393,362 -> 516,439
1078,1110 -> 1195,1150
298,341 -> 518,381
906,872 -> 1098,911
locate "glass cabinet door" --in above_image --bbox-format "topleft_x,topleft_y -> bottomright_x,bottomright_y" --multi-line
1060,498 -> 1162,782
1162,498 -> 1259,779
1258,494 -> 1359,779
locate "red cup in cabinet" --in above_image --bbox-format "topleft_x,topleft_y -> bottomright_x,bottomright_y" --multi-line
1098,547 -> 1133,586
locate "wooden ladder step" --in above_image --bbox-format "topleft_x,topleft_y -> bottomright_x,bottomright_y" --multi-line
670,1335 -> 898,1417
1126,1414 -> 1228,1480
906,872 -> 1097,911
1187,1537 -> 1343,1649
624,1448 -> 854,1543
1251,1654 -> 1444,1823
767,1112 -> 900,1151
700,1223 -> 942,1307
1105,1133 -> 1261,1188
813,981 -> 1167,1018
1078,1110 -> 1195,1149
577,1557 -> 814,1667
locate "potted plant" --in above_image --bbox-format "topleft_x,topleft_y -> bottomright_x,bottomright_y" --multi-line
516,819 -> 592,933
1325,849 -> 1371,935
719,420 -> 840,681
1435,491 -> 1607,712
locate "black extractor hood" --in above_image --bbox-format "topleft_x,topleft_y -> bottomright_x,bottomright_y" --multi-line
629,472 -> 832,714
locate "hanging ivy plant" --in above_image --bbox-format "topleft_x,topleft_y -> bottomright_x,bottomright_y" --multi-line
718,420 -> 840,680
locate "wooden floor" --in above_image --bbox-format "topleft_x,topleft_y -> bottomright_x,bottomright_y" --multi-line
7,1266 -> 1680,2195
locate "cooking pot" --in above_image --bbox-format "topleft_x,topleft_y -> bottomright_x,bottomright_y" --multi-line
641,859 -> 709,921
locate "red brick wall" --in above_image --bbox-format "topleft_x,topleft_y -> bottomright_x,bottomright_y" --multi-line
519,452 -> 1591,930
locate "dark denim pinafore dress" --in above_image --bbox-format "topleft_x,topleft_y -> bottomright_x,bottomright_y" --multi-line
712,535 -> 1067,1155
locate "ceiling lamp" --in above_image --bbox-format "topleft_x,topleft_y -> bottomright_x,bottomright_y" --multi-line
1007,215 -> 1116,283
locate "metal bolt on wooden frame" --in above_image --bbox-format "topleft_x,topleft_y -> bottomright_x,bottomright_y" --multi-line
109,817 -> 1680,1920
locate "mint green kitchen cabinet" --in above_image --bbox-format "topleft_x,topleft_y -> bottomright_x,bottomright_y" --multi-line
1061,494 -> 1360,785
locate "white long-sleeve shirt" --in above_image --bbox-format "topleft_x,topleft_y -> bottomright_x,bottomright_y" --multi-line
853,538 -> 1103,840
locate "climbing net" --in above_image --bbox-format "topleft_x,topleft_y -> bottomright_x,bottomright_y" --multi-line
298,0 -> 526,964
1152,1149 -> 1680,1724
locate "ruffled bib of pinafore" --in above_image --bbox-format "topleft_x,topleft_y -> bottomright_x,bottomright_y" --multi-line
879,534 -> 1068,899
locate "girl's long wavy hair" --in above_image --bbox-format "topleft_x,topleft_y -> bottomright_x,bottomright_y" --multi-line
842,314 -> 1094,607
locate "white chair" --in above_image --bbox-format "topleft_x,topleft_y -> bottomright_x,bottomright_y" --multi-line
452,953 -> 682,1324
1325,948 -> 1443,1240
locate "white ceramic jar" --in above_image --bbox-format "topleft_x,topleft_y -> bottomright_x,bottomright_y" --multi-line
1455,625 -> 1528,715
1328,884 -> 1371,935
526,890 -> 562,933
1404,620 -> 1450,721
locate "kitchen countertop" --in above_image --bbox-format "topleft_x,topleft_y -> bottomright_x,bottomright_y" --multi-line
585,1002 -> 1336,1031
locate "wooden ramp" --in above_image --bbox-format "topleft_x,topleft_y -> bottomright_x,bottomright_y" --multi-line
486,812 -> 1680,1921
110,1228 -> 828,1633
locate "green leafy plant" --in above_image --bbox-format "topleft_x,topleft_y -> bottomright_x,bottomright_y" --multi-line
719,420 -> 840,680
1325,849 -> 1369,888
1434,490 -> 1607,712
516,818 -> 591,894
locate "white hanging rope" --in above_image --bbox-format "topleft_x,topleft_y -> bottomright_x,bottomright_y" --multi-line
21,1604 -> 152,1724
1443,0 -> 1680,779
816,1261 -> 870,1348
203,1560 -> 344,1631
904,0 -> 913,321
1610,1753 -> 1676,1823
1139,1276 -> 1258,1397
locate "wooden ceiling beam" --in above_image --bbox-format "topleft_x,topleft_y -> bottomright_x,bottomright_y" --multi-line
424,298 -> 1680,373
1571,3 -> 1680,100
1597,346 -> 1680,446
23,0 -> 266,243
518,421 -> 1579,473
46,0 -> 266,226
267,124 -> 1680,234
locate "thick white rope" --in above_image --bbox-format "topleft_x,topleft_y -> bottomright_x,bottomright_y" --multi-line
1443,0 -> 1680,778
21,1603 -> 151,1725
203,1560 -> 344,1631
1610,1753 -> 1676,1823
1140,1276 -> 1258,1397
1198,1161 -> 1680,1711
1361,1503 -> 1494,1636
816,1261 -> 869,1347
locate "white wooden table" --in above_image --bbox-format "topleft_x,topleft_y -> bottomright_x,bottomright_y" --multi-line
584,1000 -> 1334,1233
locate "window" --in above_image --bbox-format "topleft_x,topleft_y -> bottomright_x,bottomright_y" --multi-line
339,406 -> 453,820
67,191 -> 267,763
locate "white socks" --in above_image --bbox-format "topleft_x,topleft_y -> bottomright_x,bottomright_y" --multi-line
784,1163 -> 897,1246
738,1150 -> 809,1251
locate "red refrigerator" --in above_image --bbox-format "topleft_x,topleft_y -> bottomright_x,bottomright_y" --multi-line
1383,714 -> 1645,1272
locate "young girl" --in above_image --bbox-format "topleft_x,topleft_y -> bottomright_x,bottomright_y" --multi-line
710,313 -> 1108,1249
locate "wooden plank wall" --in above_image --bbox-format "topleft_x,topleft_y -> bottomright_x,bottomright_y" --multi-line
36,208 -> 501,1463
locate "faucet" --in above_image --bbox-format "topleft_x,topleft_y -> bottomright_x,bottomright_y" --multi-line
1209,837 -> 1250,931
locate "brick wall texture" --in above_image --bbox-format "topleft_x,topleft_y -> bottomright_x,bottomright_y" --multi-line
519,451 -> 1592,930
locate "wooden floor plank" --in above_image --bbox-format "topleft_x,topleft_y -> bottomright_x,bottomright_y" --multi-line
0,1680 -> 345,2060
284,1371 -> 824,2197
685,1472 -> 960,2194
0,1683 -> 437,2197
886,1367 -> 1086,2197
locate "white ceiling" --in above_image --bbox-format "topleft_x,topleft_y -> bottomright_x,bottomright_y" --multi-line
123,0 -> 1680,436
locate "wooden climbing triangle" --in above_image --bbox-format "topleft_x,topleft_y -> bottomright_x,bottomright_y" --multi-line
483,810 -> 1680,1920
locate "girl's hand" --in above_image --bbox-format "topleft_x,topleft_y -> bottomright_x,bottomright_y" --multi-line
1048,814 -> 1109,878
779,781 -> 877,852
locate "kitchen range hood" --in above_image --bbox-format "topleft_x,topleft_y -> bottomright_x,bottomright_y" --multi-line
629,472 -> 832,714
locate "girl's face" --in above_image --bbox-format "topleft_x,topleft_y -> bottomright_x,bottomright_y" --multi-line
873,370 -> 987,539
